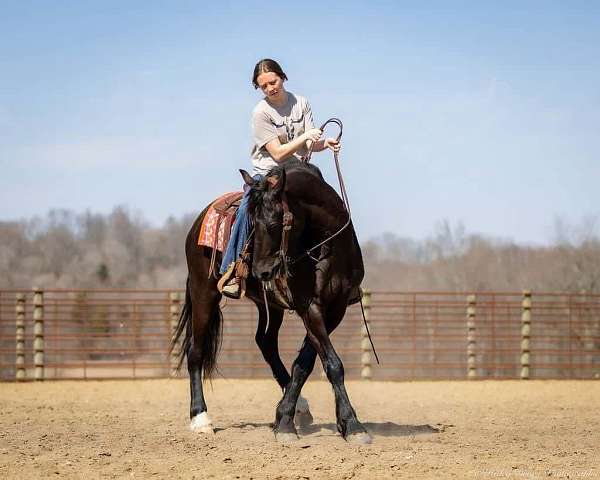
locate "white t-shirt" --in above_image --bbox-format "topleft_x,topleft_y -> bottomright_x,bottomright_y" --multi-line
250,92 -> 315,176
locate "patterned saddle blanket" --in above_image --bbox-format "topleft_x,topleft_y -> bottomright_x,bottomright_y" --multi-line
198,191 -> 244,253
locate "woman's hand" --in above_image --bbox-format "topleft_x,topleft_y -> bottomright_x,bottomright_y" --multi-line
323,137 -> 341,153
303,128 -> 322,144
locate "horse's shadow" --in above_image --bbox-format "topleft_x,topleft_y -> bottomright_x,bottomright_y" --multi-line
297,422 -> 444,437
216,421 -> 445,438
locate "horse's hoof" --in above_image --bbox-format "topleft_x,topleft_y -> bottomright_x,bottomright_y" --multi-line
275,431 -> 299,443
346,432 -> 373,445
190,412 -> 215,434
294,410 -> 314,428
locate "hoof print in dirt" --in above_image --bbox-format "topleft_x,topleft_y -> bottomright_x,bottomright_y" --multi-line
190,424 -> 215,435
275,432 -> 299,443
346,432 -> 373,445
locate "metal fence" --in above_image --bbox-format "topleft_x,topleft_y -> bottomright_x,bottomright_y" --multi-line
1,289 -> 599,381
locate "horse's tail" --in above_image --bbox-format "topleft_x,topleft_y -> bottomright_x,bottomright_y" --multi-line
199,297 -> 223,380
170,275 -> 193,372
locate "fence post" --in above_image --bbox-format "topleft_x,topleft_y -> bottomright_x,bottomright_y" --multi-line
169,291 -> 181,376
360,289 -> 372,380
521,290 -> 532,380
467,294 -> 477,379
15,293 -> 26,381
32,287 -> 44,381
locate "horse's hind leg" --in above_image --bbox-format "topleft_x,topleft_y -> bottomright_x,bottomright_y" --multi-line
253,302 -> 313,426
273,337 -> 318,442
187,281 -> 222,434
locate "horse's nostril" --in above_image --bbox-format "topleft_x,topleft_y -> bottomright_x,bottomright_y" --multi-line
260,271 -> 271,281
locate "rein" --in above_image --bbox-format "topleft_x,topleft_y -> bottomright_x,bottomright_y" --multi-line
268,118 -> 380,365
291,118 -> 351,266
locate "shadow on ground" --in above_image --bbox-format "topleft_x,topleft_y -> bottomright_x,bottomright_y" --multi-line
217,421 -> 447,438
298,422 -> 444,437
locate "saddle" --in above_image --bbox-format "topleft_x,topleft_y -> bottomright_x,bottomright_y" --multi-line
198,191 -> 244,277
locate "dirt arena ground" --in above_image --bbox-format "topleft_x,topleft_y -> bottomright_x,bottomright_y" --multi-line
1,379 -> 598,479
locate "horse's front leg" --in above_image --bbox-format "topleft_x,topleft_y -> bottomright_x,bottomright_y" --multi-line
272,299 -> 369,443
253,301 -> 313,426
301,301 -> 371,444
253,302 -> 290,388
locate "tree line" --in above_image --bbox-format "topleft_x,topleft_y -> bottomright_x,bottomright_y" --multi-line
1,208 -> 598,292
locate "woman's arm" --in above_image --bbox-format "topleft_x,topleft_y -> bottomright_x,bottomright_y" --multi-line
264,128 -> 322,162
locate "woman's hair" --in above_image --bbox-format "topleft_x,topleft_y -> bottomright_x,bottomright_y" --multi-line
252,58 -> 288,89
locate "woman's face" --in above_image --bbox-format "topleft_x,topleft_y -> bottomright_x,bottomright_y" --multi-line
256,71 -> 286,104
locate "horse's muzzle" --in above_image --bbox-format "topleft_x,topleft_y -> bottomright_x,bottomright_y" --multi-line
254,257 -> 281,283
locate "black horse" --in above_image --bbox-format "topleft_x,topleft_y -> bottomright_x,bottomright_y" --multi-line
172,158 -> 371,444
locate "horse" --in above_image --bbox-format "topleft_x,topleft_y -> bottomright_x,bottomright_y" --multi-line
172,158 -> 371,444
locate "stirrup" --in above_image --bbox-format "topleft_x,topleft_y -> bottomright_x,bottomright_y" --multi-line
221,278 -> 241,299
217,263 -> 240,299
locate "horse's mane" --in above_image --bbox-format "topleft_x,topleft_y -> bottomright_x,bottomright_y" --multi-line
247,160 -> 325,213
280,158 -> 324,180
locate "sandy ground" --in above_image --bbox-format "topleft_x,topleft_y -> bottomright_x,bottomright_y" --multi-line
0,379 -> 599,479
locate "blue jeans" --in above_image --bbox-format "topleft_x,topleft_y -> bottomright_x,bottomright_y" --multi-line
219,175 -> 262,275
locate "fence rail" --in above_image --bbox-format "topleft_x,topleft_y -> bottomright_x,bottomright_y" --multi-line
1,289 -> 599,381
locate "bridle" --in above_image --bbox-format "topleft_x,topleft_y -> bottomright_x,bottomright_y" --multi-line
278,192 -> 294,277
257,181 -> 294,303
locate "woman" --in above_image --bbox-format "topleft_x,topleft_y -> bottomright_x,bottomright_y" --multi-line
219,58 -> 341,297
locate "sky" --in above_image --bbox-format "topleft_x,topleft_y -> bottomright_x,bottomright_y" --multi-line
1,1 -> 599,245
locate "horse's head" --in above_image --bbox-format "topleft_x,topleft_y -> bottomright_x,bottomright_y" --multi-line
241,168 -> 291,283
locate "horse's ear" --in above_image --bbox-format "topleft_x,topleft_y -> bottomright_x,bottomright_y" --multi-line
239,169 -> 255,187
266,169 -> 286,195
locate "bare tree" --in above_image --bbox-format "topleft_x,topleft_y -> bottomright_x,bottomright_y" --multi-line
1,209 -> 598,293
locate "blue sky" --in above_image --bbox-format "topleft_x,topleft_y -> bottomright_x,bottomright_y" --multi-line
1,1 -> 599,245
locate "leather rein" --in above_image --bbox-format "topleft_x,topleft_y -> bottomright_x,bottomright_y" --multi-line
263,118 -> 349,291
269,118 -> 350,286
262,117 -> 379,365
290,118 -> 351,266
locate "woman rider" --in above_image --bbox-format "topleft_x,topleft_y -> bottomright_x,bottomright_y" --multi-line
218,58 -> 341,297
